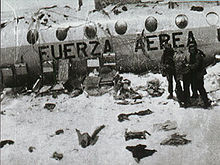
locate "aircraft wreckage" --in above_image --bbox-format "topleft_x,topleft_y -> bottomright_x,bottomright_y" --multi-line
0,0 -> 220,89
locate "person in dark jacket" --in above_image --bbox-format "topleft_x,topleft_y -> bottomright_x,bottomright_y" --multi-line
184,44 -> 211,108
161,42 -> 182,100
190,49 -> 206,99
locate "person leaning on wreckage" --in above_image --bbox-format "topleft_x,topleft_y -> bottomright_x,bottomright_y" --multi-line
160,42 -> 184,106
182,43 -> 211,109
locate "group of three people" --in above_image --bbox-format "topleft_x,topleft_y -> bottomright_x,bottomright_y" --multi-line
161,42 -> 211,108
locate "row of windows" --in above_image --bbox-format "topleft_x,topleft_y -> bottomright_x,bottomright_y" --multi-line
27,12 -> 219,44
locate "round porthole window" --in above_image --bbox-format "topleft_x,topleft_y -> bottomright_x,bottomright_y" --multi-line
206,12 -> 219,26
145,16 -> 157,32
27,29 -> 39,44
84,23 -> 97,39
115,20 -> 127,35
175,14 -> 188,29
56,28 -> 69,41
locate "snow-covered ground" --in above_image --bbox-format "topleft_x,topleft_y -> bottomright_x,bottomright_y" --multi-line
1,63 -> 220,165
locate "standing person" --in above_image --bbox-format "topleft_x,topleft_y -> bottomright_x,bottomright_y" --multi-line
190,49 -> 206,99
182,61 -> 192,108
185,43 -> 211,108
160,42 -> 182,100
173,48 -> 189,107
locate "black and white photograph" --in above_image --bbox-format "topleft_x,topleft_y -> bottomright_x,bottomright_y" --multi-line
1,0 -> 220,164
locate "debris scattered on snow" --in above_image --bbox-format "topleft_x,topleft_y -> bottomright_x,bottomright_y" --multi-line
146,78 -> 165,97
32,78 -> 42,93
130,101 -> 143,105
28,146 -> 36,153
83,76 -> 101,89
113,76 -> 142,100
116,100 -> 130,105
63,77 -> 83,93
116,100 -> 143,105
0,110 -> 6,115
35,84 -> 67,97
160,133 -> 191,146
0,88 -> 14,102
52,152 -> 63,160
118,109 -> 153,122
125,129 -> 151,141
64,5 -> 71,9
76,125 -> 105,148
38,86 -> 52,94
50,129 -> 64,137
55,129 -> 64,135
99,67 -> 116,86
126,144 -> 157,163
153,120 -> 178,131
113,9 -> 122,15
85,86 -> 112,96
44,103 -> 56,112
0,140 -> 14,148
70,89 -> 83,97
118,113 -> 130,122
122,6 -> 128,11
135,3 -> 149,7
83,75 -> 112,96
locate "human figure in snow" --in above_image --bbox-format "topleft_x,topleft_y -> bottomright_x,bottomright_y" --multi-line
183,43 -> 211,108
160,42 -> 182,100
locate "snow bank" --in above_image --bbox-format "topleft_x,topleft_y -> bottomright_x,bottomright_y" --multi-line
1,63 -> 219,165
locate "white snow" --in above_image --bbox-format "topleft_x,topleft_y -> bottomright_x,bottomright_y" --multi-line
1,63 -> 220,165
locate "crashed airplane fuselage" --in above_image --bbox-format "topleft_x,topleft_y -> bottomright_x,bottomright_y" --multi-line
1,0 -> 220,86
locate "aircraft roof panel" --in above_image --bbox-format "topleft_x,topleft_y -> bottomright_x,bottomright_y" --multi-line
1,1 -> 220,47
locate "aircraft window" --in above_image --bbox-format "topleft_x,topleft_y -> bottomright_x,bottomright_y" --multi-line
206,12 -> 219,26
145,16 -> 157,32
115,20 -> 127,35
84,23 -> 97,39
27,29 -> 39,44
175,14 -> 188,29
56,28 -> 68,41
